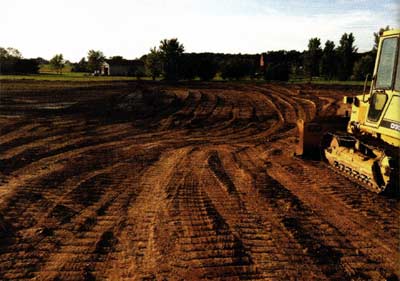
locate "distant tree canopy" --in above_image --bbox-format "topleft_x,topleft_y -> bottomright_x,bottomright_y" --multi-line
35,57 -> 49,65
0,47 -> 22,59
0,47 -> 39,74
221,58 -> 251,80
320,40 -> 336,80
145,47 -> 162,80
301,30 -> 380,81
179,53 -> 198,80
159,38 -> 185,81
337,33 -> 357,81
196,54 -> 218,81
49,54 -> 65,74
108,56 -> 125,64
304,38 -> 322,79
262,50 -> 294,81
352,54 -> 374,81
71,57 -> 89,72
146,38 -> 220,81
87,50 -> 105,72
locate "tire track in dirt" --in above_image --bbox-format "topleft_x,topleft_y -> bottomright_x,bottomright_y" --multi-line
203,149 -> 327,279
265,152 -> 399,277
234,148 -> 391,280
0,81 -> 398,280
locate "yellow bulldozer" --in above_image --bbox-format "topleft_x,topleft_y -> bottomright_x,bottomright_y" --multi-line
296,29 -> 400,195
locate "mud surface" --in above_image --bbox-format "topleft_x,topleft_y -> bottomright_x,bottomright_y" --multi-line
0,80 -> 398,280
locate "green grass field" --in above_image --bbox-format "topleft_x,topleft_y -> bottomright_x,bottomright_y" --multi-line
39,63 -> 74,74
0,73 -> 147,82
0,69 -> 368,86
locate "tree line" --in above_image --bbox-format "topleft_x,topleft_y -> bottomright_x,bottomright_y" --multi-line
137,27 -> 388,82
0,26 -> 391,81
0,47 -> 40,74
304,32 -> 375,81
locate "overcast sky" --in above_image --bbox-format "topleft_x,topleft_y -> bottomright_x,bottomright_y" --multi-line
1,0 -> 398,62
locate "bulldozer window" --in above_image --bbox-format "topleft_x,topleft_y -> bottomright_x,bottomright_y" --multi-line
395,44 -> 400,91
368,92 -> 388,122
376,37 -> 398,89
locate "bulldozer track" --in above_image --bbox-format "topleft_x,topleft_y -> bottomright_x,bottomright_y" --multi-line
0,81 -> 398,280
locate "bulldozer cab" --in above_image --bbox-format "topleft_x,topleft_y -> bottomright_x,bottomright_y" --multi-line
363,29 -> 400,147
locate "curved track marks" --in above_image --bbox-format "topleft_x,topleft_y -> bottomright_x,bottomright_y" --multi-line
0,81 -> 398,280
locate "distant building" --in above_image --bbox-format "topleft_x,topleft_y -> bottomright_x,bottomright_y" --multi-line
101,59 -> 144,76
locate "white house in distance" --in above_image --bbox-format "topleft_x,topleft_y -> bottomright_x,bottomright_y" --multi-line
101,59 -> 144,76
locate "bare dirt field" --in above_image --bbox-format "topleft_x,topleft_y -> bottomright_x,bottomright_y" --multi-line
0,80 -> 399,280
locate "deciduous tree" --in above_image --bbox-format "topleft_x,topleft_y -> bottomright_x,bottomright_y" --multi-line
336,33 -> 357,80
262,51 -> 290,81
49,54 -> 65,74
352,54 -> 374,81
159,38 -> 184,81
304,38 -> 322,80
6,48 -> 22,59
220,58 -> 252,80
197,56 -> 218,81
179,53 -> 197,80
87,50 -> 105,72
72,57 -> 89,72
145,47 -> 162,80
0,47 -> 39,74
320,40 -> 336,80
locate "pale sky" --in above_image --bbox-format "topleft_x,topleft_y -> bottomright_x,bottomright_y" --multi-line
1,0 -> 398,62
